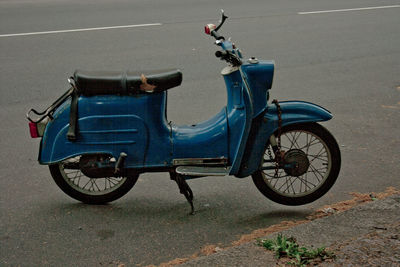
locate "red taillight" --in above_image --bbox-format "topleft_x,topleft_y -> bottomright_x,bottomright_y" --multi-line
29,122 -> 39,138
205,24 -> 216,35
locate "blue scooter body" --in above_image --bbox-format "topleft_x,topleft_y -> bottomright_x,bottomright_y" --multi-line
38,39 -> 332,177
26,11 -> 343,211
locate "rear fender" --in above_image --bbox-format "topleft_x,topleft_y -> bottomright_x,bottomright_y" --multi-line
235,101 -> 332,177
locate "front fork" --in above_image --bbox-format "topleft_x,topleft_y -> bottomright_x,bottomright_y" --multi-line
269,135 -> 278,153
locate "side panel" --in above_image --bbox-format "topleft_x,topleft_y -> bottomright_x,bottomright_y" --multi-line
40,93 -> 172,167
235,101 -> 333,178
44,114 -> 148,165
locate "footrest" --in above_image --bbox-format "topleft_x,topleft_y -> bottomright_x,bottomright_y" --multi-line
176,166 -> 231,176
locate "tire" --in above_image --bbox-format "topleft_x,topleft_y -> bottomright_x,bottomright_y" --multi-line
49,156 -> 139,204
252,122 -> 341,205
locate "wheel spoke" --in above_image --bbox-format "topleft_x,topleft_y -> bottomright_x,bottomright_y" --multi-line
308,154 -> 328,163
283,177 -> 291,194
108,178 -> 120,186
93,180 -> 101,191
276,177 -> 287,192
72,171 -> 81,181
297,176 -> 317,189
307,147 -> 327,163
83,179 -> 92,190
293,133 -> 303,150
273,176 -> 280,188
286,131 -> 302,150
308,164 -> 325,183
299,135 -> 320,151
288,177 -> 297,195
64,170 -> 80,175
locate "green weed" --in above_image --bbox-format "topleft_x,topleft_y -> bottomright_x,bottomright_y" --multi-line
258,234 -> 335,266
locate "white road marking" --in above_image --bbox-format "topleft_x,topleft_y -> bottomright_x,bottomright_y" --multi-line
0,23 -> 162,38
298,5 -> 400,15
2,5 -> 398,37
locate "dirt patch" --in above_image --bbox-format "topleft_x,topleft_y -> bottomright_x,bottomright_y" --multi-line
157,258 -> 192,267
146,245 -> 222,267
200,244 -> 221,256
152,187 -> 399,266
381,105 -> 399,109
231,220 -> 308,246
308,187 -> 400,220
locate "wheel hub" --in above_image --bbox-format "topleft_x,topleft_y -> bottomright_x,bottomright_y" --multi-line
283,149 -> 310,177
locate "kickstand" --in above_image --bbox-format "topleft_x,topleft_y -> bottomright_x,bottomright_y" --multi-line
170,172 -> 195,215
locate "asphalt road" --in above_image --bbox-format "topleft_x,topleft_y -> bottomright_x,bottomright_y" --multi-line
1,0 -> 399,266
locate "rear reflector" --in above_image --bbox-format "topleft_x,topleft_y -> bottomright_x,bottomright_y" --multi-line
205,24 -> 216,35
29,122 -> 39,138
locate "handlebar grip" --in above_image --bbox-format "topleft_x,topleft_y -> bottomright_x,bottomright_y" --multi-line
215,50 -> 242,66
215,50 -> 228,58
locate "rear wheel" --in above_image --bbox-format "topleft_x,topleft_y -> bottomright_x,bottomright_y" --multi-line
49,156 -> 138,204
252,123 -> 341,205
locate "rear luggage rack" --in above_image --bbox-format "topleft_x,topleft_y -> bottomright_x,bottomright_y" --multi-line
26,85 -> 74,123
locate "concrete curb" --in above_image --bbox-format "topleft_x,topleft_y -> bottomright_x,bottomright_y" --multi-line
179,194 -> 400,266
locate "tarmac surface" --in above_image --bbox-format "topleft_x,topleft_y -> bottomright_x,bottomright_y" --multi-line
1,0 -> 399,265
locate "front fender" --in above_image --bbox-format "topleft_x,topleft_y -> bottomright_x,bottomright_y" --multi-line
234,100 -> 332,177
266,101 -> 332,127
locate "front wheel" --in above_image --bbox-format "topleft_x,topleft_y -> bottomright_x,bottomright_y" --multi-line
252,123 -> 341,205
49,156 -> 139,204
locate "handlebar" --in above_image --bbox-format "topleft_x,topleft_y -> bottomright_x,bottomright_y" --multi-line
215,50 -> 242,66
211,31 -> 224,40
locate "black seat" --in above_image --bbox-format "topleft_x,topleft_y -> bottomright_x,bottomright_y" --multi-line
73,69 -> 182,96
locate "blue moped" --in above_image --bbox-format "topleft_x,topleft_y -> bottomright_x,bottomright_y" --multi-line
28,11 -> 340,214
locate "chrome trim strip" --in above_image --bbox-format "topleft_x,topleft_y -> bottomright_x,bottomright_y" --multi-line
173,157 -> 228,166
176,166 -> 231,176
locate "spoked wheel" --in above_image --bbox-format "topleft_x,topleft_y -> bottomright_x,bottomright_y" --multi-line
252,123 -> 341,205
49,156 -> 139,204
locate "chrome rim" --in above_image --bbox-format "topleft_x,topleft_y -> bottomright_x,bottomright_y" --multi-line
59,156 -> 127,196
262,130 -> 332,197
